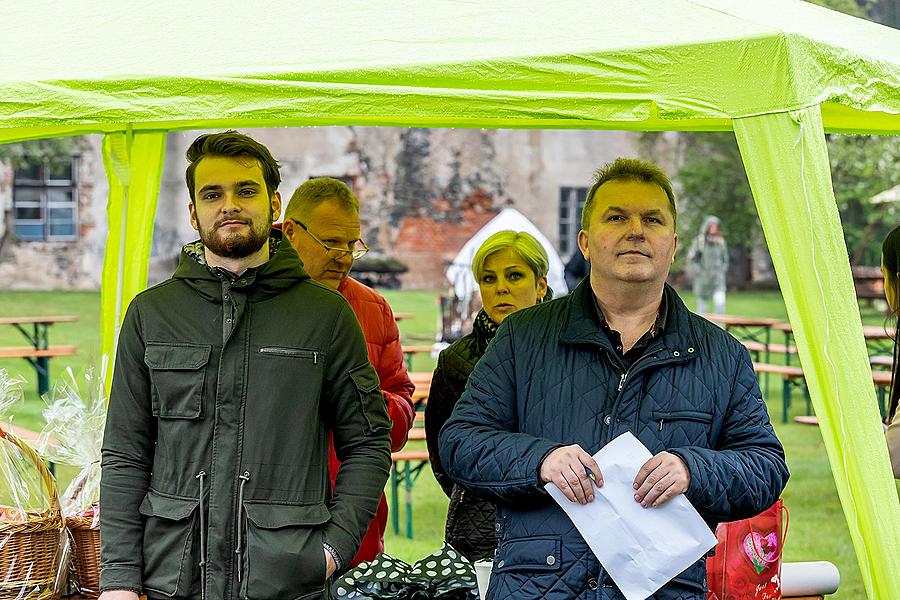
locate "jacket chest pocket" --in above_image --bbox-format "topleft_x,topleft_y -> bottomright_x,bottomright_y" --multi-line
145,343 -> 211,419
650,409 -> 713,448
240,501 -> 330,600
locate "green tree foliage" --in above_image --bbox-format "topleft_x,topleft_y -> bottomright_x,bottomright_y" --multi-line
0,137 -> 85,171
829,134 -> 900,264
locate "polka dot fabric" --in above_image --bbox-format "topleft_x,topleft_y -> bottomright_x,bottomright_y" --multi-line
333,543 -> 479,599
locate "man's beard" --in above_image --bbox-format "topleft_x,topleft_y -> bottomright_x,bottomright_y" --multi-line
199,211 -> 272,259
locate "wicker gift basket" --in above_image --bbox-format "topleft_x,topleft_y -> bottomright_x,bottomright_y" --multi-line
37,360 -> 107,599
0,371 -> 68,600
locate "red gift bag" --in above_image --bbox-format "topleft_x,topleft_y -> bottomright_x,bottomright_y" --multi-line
706,499 -> 789,600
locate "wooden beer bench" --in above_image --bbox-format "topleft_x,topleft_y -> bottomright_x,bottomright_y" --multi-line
0,315 -> 78,397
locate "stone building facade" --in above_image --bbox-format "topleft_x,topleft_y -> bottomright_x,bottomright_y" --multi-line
1,127 -> 641,290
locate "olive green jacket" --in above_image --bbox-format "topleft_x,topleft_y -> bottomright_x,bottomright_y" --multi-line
100,235 -> 392,600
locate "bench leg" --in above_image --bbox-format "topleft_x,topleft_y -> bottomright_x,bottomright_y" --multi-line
782,377 -> 791,424
36,356 -> 50,397
803,381 -> 811,416
391,464 -> 401,535
405,461 -> 414,539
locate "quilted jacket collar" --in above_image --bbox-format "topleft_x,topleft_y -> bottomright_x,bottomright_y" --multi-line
560,277 -> 699,361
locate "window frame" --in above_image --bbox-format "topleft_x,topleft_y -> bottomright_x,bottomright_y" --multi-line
12,156 -> 79,242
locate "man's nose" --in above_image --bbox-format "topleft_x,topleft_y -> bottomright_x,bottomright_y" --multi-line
334,251 -> 354,266
221,191 -> 241,213
626,217 -> 646,238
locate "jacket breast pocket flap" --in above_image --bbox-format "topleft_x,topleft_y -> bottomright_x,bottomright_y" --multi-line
242,502 -> 331,599
144,343 -> 211,419
493,536 -> 561,573
137,490 -> 199,597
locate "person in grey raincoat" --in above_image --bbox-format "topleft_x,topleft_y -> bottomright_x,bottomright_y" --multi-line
99,131 -> 391,600
687,216 -> 729,315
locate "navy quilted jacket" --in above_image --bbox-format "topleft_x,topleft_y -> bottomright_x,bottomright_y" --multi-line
439,279 -> 788,600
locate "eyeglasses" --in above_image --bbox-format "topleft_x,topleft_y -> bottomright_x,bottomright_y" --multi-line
290,218 -> 369,260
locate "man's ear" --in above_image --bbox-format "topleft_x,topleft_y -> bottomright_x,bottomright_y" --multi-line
577,229 -> 590,260
188,200 -> 199,232
271,191 -> 282,223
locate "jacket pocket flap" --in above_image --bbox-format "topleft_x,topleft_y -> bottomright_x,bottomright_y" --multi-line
650,409 -> 713,423
138,490 -> 198,521
494,537 -> 561,572
349,363 -> 380,394
244,502 -> 331,529
145,343 -> 211,370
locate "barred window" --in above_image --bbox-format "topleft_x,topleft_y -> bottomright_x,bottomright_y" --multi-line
559,187 -> 588,257
13,157 -> 79,241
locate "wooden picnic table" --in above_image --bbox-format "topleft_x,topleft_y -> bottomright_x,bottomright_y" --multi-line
703,314 -> 780,356
0,315 -> 78,396
773,321 -> 895,358
706,314 -> 782,396
401,344 -> 434,370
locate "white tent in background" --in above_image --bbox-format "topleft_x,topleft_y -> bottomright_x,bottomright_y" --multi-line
445,208 -> 568,315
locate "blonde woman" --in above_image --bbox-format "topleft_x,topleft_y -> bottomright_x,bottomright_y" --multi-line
425,230 -> 549,561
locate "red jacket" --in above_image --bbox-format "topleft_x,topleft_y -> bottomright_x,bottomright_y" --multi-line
330,276 -> 415,566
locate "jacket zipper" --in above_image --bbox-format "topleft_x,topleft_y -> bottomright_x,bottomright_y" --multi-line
611,349 -> 680,440
258,347 -> 318,363
235,471 -> 251,583
195,470 -> 208,600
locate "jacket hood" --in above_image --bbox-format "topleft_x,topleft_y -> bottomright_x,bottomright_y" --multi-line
699,215 -> 722,237
173,228 -> 310,301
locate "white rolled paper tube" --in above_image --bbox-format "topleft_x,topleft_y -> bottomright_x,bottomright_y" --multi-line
781,561 -> 840,596
473,559 -> 493,600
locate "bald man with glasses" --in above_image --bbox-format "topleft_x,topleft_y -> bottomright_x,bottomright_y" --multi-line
283,177 -> 415,567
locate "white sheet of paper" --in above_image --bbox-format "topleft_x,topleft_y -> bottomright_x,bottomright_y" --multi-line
544,432 -> 717,600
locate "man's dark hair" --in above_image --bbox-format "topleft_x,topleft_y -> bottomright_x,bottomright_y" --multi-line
581,158 -> 677,229
185,130 -> 281,200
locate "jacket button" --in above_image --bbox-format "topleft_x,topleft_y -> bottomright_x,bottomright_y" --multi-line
588,578 -> 598,590
688,347 -> 695,353
673,350 -> 681,357
546,555 -> 555,565
495,523 -> 500,531
497,560 -> 505,568
604,415 -> 611,425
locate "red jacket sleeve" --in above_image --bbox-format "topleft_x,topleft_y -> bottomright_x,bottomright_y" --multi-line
375,302 -> 415,451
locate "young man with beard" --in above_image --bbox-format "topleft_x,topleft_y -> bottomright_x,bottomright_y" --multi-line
99,131 -> 392,600
283,178 -> 415,566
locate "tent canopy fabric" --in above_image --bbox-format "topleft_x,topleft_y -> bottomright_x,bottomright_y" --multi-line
0,0 -> 898,142
1,1 -> 899,597
445,208 -> 568,306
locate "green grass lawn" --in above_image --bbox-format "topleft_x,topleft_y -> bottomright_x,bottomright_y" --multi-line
1,288 -> 898,598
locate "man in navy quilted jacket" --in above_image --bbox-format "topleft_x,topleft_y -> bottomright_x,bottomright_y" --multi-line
439,158 -> 788,600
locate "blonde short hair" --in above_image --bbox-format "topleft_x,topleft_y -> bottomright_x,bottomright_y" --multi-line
471,231 -> 549,283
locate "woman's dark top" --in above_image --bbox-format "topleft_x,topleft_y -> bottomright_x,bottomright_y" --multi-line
425,309 -> 498,561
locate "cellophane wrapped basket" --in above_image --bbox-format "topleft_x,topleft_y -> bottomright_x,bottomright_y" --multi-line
0,370 -> 68,599
38,359 -> 107,599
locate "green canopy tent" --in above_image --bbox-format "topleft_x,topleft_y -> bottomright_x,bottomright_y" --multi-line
1,0 -> 898,595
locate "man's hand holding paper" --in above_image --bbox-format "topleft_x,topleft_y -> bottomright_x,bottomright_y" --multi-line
539,444 -> 603,504
544,432 -> 716,600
